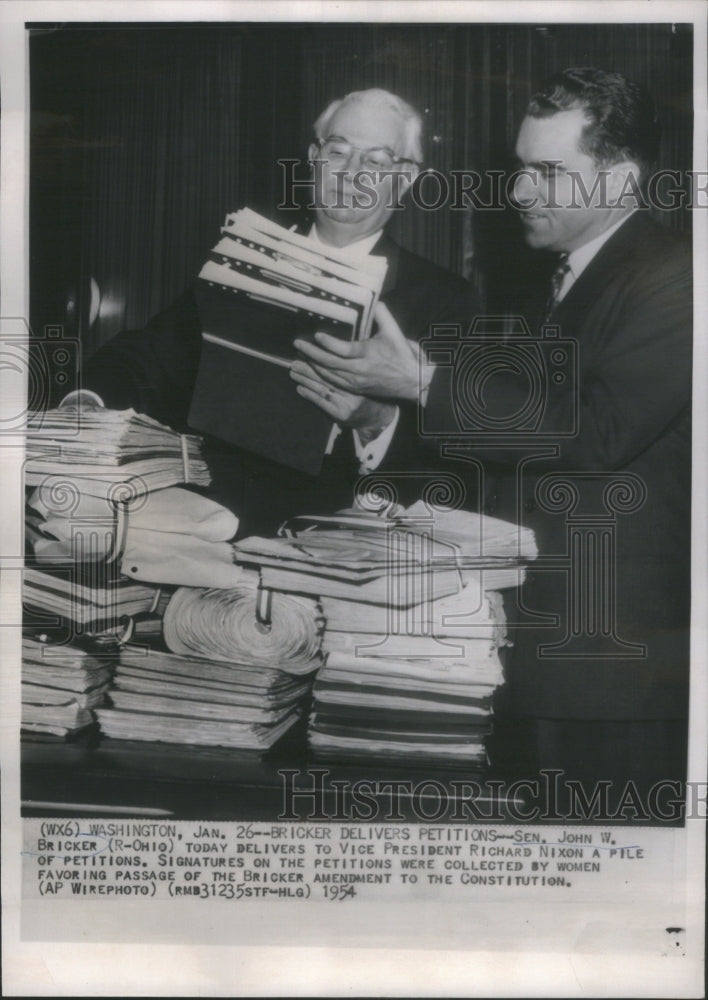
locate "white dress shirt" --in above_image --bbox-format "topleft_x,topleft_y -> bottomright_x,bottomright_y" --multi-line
308,225 -> 400,473
556,211 -> 637,304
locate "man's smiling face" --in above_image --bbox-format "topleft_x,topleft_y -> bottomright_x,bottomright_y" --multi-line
513,107 -> 621,253
310,98 -> 414,246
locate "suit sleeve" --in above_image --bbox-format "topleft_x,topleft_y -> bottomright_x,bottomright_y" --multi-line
424,246 -> 692,472
378,276 -> 481,478
81,287 -> 202,431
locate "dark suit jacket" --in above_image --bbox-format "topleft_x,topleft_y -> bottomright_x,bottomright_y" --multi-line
83,230 -> 478,536
425,212 -> 692,722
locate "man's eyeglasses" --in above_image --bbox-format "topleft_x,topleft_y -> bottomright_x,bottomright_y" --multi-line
315,136 -> 419,172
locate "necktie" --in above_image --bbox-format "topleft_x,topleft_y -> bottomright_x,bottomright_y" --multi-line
543,255 -> 570,323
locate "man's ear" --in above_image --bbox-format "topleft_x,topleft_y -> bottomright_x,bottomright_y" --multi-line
308,142 -> 319,166
607,159 -> 643,207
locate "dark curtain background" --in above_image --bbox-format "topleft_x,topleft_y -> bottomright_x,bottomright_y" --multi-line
29,20 -> 693,394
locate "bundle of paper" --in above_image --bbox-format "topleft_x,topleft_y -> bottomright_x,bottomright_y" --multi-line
399,503 -> 537,557
21,635 -> 116,738
217,207 -> 386,342
96,709 -> 301,751
283,506 -> 536,588
308,639 -> 504,768
21,700 -> 95,735
233,505 -> 536,604
162,577 -> 324,675
23,565 -> 162,627
188,208 -> 388,474
25,407 -> 210,498
320,645 -> 504,688
321,584 -> 506,642
234,530 -> 463,606
307,731 -> 489,765
95,644 -> 314,751
301,516 -> 525,766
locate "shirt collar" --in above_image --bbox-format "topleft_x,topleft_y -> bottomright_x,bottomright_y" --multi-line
566,210 -> 637,281
309,225 -> 383,259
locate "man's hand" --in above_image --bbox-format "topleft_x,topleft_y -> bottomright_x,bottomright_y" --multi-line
289,360 -> 397,438
292,301 -> 422,402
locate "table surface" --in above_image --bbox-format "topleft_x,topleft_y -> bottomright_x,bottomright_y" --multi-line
21,727 -> 524,822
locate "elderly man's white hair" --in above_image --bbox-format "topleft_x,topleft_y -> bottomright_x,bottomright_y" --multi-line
313,88 -> 423,163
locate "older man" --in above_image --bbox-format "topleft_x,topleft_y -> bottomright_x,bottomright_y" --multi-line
76,88 -> 476,535
299,69 -> 692,804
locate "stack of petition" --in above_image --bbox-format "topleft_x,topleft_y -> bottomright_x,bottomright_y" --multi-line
25,406 -> 210,500
22,565 -> 164,635
232,504 -> 536,766
24,408 -> 210,637
25,455 -> 242,654
189,208 -> 387,475
21,634 -> 116,740
96,570 -> 325,752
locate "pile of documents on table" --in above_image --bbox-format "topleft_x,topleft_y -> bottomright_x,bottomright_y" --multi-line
22,565 -> 164,632
21,566 -> 165,739
314,585 -> 507,766
23,409 -> 327,752
21,634 -> 116,739
233,504 -> 536,766
25,406 -> 210,499
96,570 -> 324,751
24,407 -> 212,629
189,207 -> 387,474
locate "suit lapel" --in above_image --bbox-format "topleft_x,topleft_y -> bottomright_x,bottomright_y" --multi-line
551,213 -> 651,326
371,232 -> 401,294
